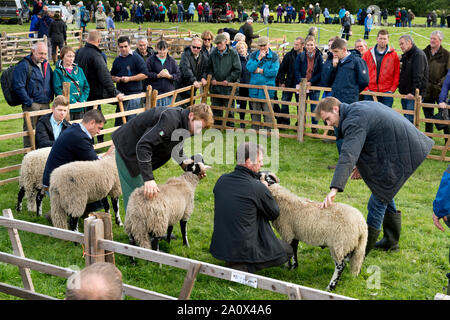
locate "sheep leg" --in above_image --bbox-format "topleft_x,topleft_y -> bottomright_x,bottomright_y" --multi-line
166,225 -> 174,243
289,239 -> 299,269
111,197 -> 123,227
128,234 -> 137,265
150,233 -> 160,251
35,189 -> 44,217
16,186 -> 25,212
326,259 -> 347,291
68,216 -> 79,232
101,197 -> 110,213
180,220 -> 190,248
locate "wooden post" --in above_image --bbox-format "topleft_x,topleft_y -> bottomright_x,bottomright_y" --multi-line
83,216 -> 96,266
23,112 -> 36,151
2,209 -> 35,292
145,85 -> 152,110
221,83 -> 237,130
414,88 -> 421,129
287,285 -> 302,300
297,79 -> 307,142
151,89 -> 158,109
201,75 -> 212,104
92,212 -> 115,264
84,216 -> 105,265
0,38 -> 3,73
118,100 -> 127,124
189,85 -> 195,107
79,29 -> 83,48
63,82 -> 71,121
263,85 -> 278,131
178,263 -> 202,300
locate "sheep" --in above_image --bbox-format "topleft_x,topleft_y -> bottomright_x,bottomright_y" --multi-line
49,153 -> 123,232
260,172 -> 368,291
16,147 -> 51,216
124,161 -> 210,252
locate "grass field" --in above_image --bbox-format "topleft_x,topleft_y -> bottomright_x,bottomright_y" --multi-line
0,18 -> 449,301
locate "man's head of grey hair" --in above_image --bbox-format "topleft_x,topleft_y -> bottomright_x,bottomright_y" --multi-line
31,41 -> 47,51
236,142 -> 264,165
399,34 -> 414,45
430,30 -> 444,41
137,36 -> 148,44
222,32 -> 230,41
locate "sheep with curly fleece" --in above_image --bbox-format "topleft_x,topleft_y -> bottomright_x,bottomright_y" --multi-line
125,161 -> 209,251
17,147 -> 51,216
260,172 -> 368,291
49,153 -> 123,231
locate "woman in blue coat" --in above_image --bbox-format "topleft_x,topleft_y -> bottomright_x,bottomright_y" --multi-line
246,36 -> 280,130
53,46 -> 90,120
364,13 -> 373,40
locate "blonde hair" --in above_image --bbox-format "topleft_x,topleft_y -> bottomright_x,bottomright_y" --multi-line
235,41 -> 248,52
188,103 -> 214,128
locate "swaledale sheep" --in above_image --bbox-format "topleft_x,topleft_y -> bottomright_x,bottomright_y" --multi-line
125,162 -> 209,251
49,153 -> 123,231
261,172 -> 368,291
17,147 -> 51,216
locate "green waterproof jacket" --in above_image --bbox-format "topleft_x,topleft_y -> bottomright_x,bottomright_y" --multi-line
207,45 -> 242,95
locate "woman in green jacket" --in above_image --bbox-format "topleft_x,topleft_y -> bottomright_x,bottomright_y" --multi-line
53,46 -> 90,120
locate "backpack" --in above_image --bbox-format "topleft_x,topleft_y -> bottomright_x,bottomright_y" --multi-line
81,9 -> 90,23
1,59 -> 33,107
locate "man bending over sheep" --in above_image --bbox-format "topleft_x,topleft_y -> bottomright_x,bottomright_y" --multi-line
111,103 -> 213,212
42,109 -> 114,217
316,97 -> 434,256
209,142 -> 293,273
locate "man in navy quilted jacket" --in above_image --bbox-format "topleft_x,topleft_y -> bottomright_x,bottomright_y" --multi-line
316,97 -> 434,256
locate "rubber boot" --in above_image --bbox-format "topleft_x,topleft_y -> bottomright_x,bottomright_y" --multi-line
365,225 -> 381,257
374,210 -> 402,251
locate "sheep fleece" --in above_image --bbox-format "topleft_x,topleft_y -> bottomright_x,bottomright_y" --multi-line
269,183 -> 367,275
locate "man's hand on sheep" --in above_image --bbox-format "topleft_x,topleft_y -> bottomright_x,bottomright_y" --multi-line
432,213 -> 447,232
144,180 -> 160,199
320,188 -> 338,209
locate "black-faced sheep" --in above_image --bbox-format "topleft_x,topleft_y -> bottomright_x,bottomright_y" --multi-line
124,162 -> 209,251
260,172 -> 368,291
49,153 -> 123,231
16,147 -> 51,216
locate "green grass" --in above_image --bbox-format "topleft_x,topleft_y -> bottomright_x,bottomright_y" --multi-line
0,18 -> 449,301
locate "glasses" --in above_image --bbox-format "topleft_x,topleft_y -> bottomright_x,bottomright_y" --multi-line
192,46 -> 201,49
203,38 -> 212,41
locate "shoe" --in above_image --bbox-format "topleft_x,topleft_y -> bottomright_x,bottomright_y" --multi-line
374,211 -> 401,251
327,164 -> 337,169
365,225 -> 381,256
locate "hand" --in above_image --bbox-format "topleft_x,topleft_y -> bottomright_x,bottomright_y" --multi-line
332,56 -> 339,67
112,76 -> 121,83
432,213 -> 447,232
350,167 -> 362,180
193,81 -> 201,89
121,76 -> 130,83
438,102 -> 447,109
144,180 -> 160,199
222,80 -> 228,86
406,93 -> 415,100
211,79 -> 217,86
320,188 -> 338,209
116,93 -> 124,101
280,83 -> 286,88
255,68 -> 264,74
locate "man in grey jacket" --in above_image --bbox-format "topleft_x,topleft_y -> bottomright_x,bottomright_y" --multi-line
316,97 -> 434,256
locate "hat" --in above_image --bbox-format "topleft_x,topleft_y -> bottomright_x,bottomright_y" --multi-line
214,33 -> 227,44
257,36 -> 269,46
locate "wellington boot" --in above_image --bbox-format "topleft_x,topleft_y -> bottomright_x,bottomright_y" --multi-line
365,225 -> 381,257
375,210 -> 402,251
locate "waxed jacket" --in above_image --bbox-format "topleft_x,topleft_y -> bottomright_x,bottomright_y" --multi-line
178,46 -> 209,87
423,45 -> 450,100
331,101 -> 434,203
210,165 -> 287,264
207,45 -> 241,95
398,45 -> 428,96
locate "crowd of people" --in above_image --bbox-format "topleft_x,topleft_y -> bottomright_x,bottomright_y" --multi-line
7,3 -> 450,289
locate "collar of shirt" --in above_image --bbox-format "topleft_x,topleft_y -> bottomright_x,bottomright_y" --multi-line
340,51 -> 351,63
79,122 -> 92,140
50,114 -> 64,140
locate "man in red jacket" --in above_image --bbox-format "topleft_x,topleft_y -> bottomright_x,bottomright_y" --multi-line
362,29 -> 400,108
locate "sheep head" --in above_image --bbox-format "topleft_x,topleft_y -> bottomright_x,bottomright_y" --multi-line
182,154 -> 211,178
258,171 -> 280,185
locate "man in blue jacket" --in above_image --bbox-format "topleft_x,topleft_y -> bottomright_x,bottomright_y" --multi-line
13,41 -> 53,148
316,97 -> 434,256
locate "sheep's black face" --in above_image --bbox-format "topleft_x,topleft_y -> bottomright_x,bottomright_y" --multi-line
258,171 -> 280,185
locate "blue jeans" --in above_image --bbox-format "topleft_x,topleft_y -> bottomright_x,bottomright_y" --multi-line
281,90 -> 298,125
367,194 -> 397,230
157,96 -> 173,107
401,98 -> 415,123
178,12 -> 183,22
364,92 -> 394,108
307,90 -> 320,125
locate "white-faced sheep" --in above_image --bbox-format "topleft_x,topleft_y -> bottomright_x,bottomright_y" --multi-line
260,172 -> 368,291
17,147 -> 51,216
49,153 -> 123,231
125,161 -> 209,251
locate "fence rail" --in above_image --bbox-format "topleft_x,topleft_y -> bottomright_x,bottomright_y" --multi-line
0,209 -> 353,300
